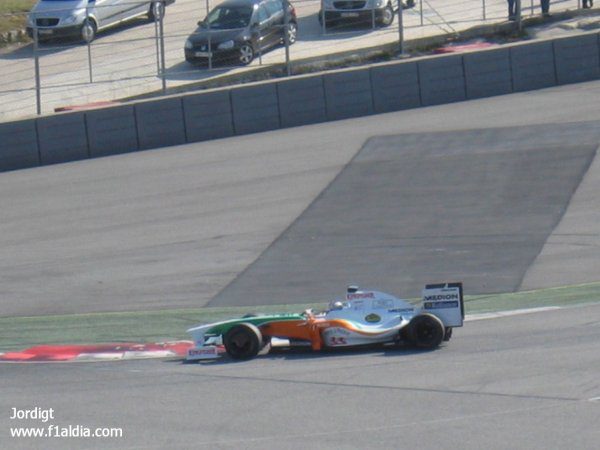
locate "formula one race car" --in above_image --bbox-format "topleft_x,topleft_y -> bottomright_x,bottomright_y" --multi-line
186,283 -> 464,361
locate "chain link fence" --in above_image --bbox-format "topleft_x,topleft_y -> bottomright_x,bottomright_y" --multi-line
0,0 -> 595,121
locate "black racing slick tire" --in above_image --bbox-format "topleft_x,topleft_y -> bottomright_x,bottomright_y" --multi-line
223,323 -> 262,360
407,313 -> 445,349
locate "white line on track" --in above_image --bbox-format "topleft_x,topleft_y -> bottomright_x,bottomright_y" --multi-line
465,306 -> 562,322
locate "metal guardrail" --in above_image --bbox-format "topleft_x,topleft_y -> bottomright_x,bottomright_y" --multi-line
0,0 -> 594,121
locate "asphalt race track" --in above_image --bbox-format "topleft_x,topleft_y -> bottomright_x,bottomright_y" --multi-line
2,304 -> 599,449
1,81 -> 600,448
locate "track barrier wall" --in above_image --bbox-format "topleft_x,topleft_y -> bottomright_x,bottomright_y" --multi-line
0,31 -> 599,173
86,105 -> 140,157
511,40 -> 557,91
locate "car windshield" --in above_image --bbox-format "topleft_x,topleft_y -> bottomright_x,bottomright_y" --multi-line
204,6 -> 253,30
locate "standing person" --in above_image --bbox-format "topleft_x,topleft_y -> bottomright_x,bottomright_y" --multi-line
507,0 -> 516,20
541,0 -> 551,17
582,0 -> 593,8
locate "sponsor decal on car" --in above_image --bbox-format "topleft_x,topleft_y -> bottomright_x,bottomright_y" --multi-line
424,293 -> 460,301
347,292 -> 375,300
388,308 -> 415,313
329,336 -> 348,345
373,299 -> 393,309
189,348 -> 216,355
364,313 -> 381,323
424,301 -> 459,309
352,300 -> 365,310
187,347 -> 219,359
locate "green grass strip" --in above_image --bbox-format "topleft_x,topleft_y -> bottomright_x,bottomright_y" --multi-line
1,282 -> 599,352
0,0 -> 36,35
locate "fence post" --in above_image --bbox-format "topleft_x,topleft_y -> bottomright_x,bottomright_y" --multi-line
516,0 -> 522,32
482,0 -> 486,20
85,6 -> 93,83
206,0 -> 212,70
258,27 -> 262,65
158,1 -> 167,93
154,4 -> 160,75
398,2 -> 404,54
419,0 -> 423,26
372,6 -> 376,29
284,1 -> 291,76
33,15 -> 41,116
321,0 -> 326,34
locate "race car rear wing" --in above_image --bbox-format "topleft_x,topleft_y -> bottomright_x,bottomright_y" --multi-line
421,282 -> 464,327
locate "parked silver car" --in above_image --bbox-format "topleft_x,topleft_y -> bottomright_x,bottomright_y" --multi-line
26,0 -> 175,43
318,0 -> 414,28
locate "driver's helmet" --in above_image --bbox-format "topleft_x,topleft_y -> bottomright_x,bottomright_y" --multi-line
329,300 -> 344,311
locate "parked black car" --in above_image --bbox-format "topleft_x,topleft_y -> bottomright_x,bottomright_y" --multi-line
184,0 -> 297,66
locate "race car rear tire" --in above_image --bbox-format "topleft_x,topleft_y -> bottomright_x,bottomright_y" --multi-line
223,323 -> 263,360
407,313 -> 445,349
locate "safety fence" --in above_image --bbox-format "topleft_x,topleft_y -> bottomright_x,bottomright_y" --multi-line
0,0 -> 596,121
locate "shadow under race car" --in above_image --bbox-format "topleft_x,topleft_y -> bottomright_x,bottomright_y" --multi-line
186,283 -> 464,361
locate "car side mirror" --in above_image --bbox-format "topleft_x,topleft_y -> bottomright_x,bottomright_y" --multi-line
197,20 -> 205,26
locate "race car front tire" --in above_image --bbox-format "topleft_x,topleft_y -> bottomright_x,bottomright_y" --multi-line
407,313 -> 445,349
223,323 -> 263,360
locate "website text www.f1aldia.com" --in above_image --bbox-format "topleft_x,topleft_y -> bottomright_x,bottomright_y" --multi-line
11,425 -> 123,438
8,407 -> 123,440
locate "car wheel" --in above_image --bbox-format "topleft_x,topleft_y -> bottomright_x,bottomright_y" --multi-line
285,22 -> 298,45
148,1 -> 165,21
407,313 -> 445,349
223,323 -> 262,360
379,4 -> 395,27
81,19 -> 97,43
399,326 -> 414,346
238,43 -> 254,65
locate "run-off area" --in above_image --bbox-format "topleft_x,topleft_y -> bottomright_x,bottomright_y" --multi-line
211,128 -> 598,306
